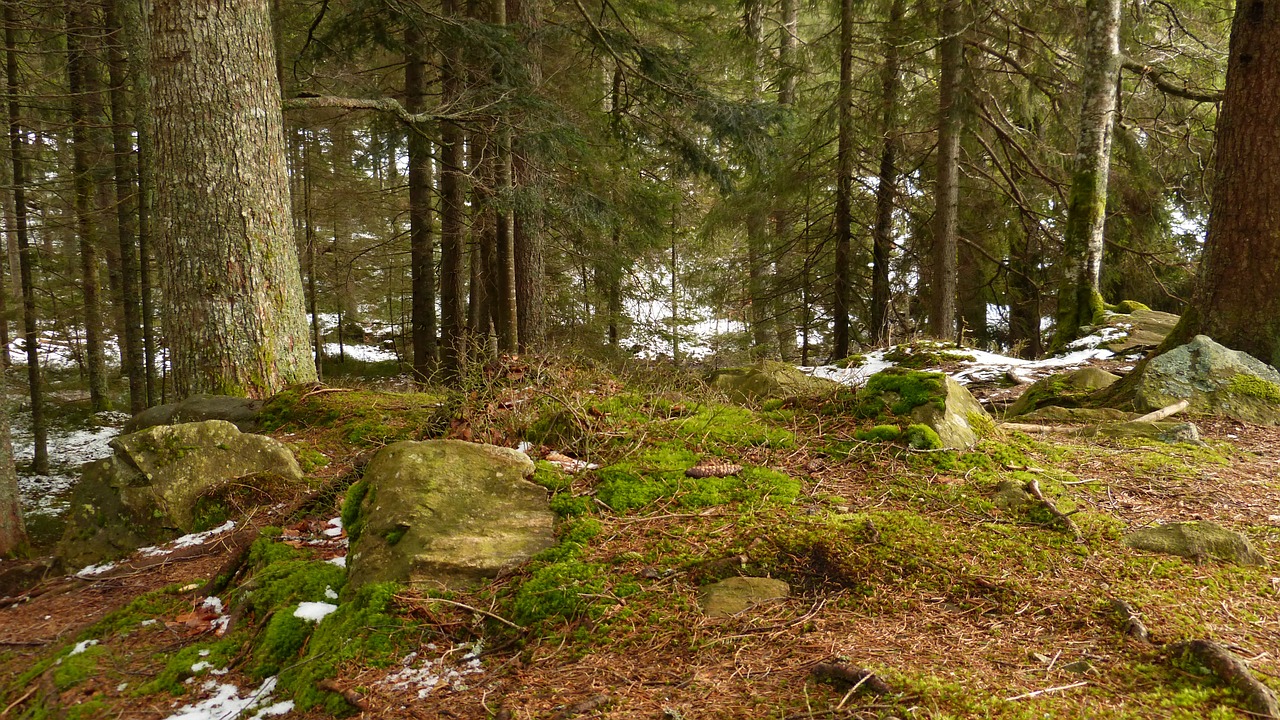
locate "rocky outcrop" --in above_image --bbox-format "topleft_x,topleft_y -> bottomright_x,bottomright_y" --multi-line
700,577 -> 790,617
124,394 -> 265,433
1006,367 -> 1120,418
907,376 -> 992,450
1123,521 -> 1267,566
59,420 -> 304,568
346,440 -> 556,592
1133,335 -> 1280,425
709,361 -> 840,404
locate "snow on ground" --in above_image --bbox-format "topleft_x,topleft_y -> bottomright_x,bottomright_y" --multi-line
161,676 -> 292,720
10,411 -> 128,517
379,642 -> 485,700
294,601 -> 338,623
6,334 -> 122,371
138,521 -> 238,558
321,342 -> 398,363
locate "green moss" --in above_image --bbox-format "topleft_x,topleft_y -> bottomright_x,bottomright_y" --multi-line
857,369 -> 946,418
292,446 -> 330,473
549,493 -> 592,517
965,411 -> 997,439
1113,299 -> 1151,313
511,558 -> 609,625
670,403 -> 795,447
253,611 -> 314,677
341,479 -> 369,543
905,424 -> 943,450
532,461 -> 572,492
855,424 -> 902,442
382,523 -> 409,546
52,645 -> 105,691
259,386 -> 452,446
1227,373 -> 1280,404
141,634 -> 244,695
594,449 -> 797,513
882,342 -> 975,370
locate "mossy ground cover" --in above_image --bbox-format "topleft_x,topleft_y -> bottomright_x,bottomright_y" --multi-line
3,357 -> 1279,719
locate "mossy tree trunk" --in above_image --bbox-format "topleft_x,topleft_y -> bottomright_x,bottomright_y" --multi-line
831,0 -> 854,360
6,3 -> 47,474
405,18 -> 437,380
0,377 -> 23,556
870,0 -> 904,346
1055,0 -> 1121,346
150,0 -> 316,399
929,0 -> 963,341
66,0 -> 110,412
1160,0 -> 1280,368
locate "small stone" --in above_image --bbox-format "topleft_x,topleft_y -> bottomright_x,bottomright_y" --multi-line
708,361 -> 840,403
1062,660 -> 1093,674
699,577 -> 790,617
1123,521 -> 1268,567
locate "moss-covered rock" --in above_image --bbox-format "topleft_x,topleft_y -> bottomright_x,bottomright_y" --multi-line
699,576 -> 790,617
1005,368 -> 1120,418
852,369 -> 991,449
1133,335 -> 1280,424
346,440 -> 555,591
1091,308 -> 1181,353
59,420 -> 305,568
1123,521 -> 1268,566
1085,421 -> 1203,445
1019,406 -> 1133,424
124,395 -> 265,434
708,361 -> 840,404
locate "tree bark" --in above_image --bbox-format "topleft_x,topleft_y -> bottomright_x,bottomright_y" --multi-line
871,0 -> 904,345
66,0 -> 110,411
1159,0 -> 1280,367
150,0 -> 316,398
125,0 -> 157,406
744,0 -> 773,358
439,0 -> 467,378
929,0 -> 963,341
0,375 -> 22,555
104,0 -> 144,414
492,0 -> 518,354
6,2 -> 47,475
405,19 -> 437,380
832,0 -> 854,360
1055,0 -> 1121,345
511,0 -> 544,353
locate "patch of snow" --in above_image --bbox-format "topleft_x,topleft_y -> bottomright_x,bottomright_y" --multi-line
75,561 -> 117,578
11,411 -> 126,517
322,342 -> 397,363
191,662 -> 213,673
804,342 -> 1116,390
323,517 -> 343,537
252,701 -> 295,718
161,677 -> 284,720
200,596 -> 231,634
379,642 -> 484,699
141,619 -> 158,627
294,602 -> 337,622
324,586 -> 338,600
139,522 -> 237,557
69,639 -> 98,655
327,555 -> 347,568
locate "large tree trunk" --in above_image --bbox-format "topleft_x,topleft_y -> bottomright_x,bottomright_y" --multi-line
492,0 -> 518,354
405,20 -> 437,380
1055,0 -> 1121,345
127,0 -> 157,407
744,0 -> 774,358
438,0 -> 467,379
870,0 -> 904,346
771,0 -> 799,361
511,0 -> 544,353
104,0 -> 145,414
6,3 -> 47,475
0,376 -> 22,555
831,0 -> 854,360
150,0 -> 316,398
929,0 -> 963,341
1159,0 -> 1280,367
66,0 -> 110,411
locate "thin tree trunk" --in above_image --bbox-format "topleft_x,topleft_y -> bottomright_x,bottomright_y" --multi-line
302,130 -> 322,380
150,0 -> 316,398
5,3 -> 46,474
491,0 -> 517,354
0,375 -> 23,555
832,0 -> 854,360
870,0 -> 904,346
1055,0 -> 1121,345
105,0 -> 144,414
66,0 -> 110,411
439,0 -> 466,378
126,0 -> 156,405
929,0 -> 963,341
1008,222 -> 1042,359
772,0 -> 799,361
744,0 -> 773,358
511,0 -> 544,353
405,20 -> 437,380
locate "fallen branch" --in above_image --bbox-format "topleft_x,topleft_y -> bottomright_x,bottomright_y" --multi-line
1005,680 -> 1088,702
317,680 -> 369,712
810,662 -> 893,695
1132,400 -> 1190,423
403,595 -> 526,631
999,422 -> 1074,434
1025,479 -> 1084,542
1109,598 -> 1150,644
1172,640 -> 1280,718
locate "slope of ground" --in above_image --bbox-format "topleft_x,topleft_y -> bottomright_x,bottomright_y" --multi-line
1,352 -> 1277,720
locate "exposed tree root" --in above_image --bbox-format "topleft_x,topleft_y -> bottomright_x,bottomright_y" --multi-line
1171,639 -> 1280,719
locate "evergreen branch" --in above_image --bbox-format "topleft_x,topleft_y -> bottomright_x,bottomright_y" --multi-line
1121,57 -> 1222,103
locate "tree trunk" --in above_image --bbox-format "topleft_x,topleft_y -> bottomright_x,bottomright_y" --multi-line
744,0 -> 773,358
1159,0 -> 1280,367
150,0 -> 316,398
301,130 -> 322,380
511,0 -> 544,353
104,0 -> 144,414
929,0 -> 963,341
772,0 -> 798,361
66,0 -> 110,411
1008,222 -> 1043,359
491,0 -> 517,354
126,0 -> 157,406
439,0 -> 467,379
6,3 -> 47,475
870,0 -> 904,346
1055,0 -> 1121,345
0,375 -> 23,555
405,20 -> 437,380
832,0 -> 854,360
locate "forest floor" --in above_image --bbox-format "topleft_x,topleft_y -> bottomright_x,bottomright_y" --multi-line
1,350 -> 1278,720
